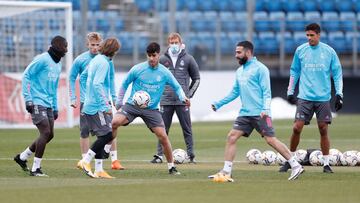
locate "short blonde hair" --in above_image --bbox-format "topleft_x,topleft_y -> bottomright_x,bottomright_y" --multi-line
87,32 -> 102,42
99,37 -> 121,57
167,32 -> 182,44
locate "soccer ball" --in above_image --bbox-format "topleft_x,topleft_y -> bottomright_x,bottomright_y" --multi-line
341,151 -> 358,166
246,149 -> 262,164
172,148 -> 187,164
329,148 -> 342,166
357,151 -> 360,166
132,90 -> 151,108
276,152 -> 287,166
309,150 -> 323,166
295,149 -> 307,163
261,150 -> 277,165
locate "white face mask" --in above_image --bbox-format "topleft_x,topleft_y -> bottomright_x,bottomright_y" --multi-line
170,44 -> 180,54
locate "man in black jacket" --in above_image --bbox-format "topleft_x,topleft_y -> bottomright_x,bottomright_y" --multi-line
151,33 -> 200,164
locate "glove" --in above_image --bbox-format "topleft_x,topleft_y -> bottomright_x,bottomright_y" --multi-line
287,95 -> 297,105
211,104 -> 217,112
335,95 -> 343,112
25,101 -> 34,114
70,100 -> 77,108
53,110 -> 58,120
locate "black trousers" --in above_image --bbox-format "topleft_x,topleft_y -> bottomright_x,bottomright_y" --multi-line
156,105 -> 194,158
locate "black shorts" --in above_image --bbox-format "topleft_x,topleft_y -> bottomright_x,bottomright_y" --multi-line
116,103 -> 165,129
84,111 -> 112,137
295,99 -> 332,125
233,116 -> 275,137
31,105 -> 54,125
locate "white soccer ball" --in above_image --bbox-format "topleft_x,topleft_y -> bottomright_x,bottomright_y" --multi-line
341,151 -> 358,166
132,90 -> 151,108
357,151 -> 360,166
276,152 -> 287,166
309,150 -> 323,166
246,149 -> 262,164
295,149 -> 307,163
329,148 -> 342,166
172,148 -> 187,164
261,150 -> 277,166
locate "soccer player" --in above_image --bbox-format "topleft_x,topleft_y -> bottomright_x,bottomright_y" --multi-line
14,36 -> 68,177
208,41 -> 304,182
112,42 -> 190,175
77,38 -> 120,178
69,32 -> 124,170
279,23 -> 343,174
151,33 -> 200,164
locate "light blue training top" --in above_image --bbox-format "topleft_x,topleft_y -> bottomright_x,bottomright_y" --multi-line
117,61 -> 186,110
213,57 -> 272,117
22,52 -> 61,111
82,54 -> 114,115
287,42 -> 343,101
69,51 -> 96,103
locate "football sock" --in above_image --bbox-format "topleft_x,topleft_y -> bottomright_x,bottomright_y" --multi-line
323,155 -> 330,166
32,157 -> 42,172
167,162 -> 174,169
104,144 -> 111,153
222,161 -> 233,175
83,150 -> 96,164
110,151 -> 117,162
20,147 -> 33,160
94,159 -> 103,173
288,156 -> 300,168
82,153 -> 86,159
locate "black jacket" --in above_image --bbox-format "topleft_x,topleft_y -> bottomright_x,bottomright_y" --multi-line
160,49 -> 200,105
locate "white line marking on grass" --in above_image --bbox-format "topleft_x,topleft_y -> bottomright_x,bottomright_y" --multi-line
0,157 -> 246,163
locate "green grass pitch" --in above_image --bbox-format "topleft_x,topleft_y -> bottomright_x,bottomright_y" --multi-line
1,115 -> 360,203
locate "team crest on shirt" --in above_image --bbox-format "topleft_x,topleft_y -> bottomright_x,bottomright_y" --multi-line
156,76 -> 161,81
180,60 -> 184,66
320,53 -> 325,59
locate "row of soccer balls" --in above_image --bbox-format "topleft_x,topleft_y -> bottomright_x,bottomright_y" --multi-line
246,149 -> 360,166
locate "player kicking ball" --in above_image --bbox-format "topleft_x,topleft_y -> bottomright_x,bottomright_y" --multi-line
112,42 -> 190,175
208,41 -> 304,182
77,38 -> 120,178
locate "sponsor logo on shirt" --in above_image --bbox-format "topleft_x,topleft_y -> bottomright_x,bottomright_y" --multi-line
180,60 -> 184,66
48,66 -> 59,81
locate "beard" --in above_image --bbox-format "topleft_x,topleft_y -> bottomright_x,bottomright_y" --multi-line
237,56 -> 248,65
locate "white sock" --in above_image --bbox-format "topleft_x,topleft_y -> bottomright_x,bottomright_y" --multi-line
290,151 -> 295,157
81,153 -> 86,159
110,151 -> 117,162
32,157 -> 42,172
82,150 -> 96,164
104,144 -> 111,153
167,162 -> 174,169
222,161 -> 233,175
94,159 -> 103,173
20,147 -> 33,160
288,156 -> 301,168
323,155 -> 330,166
